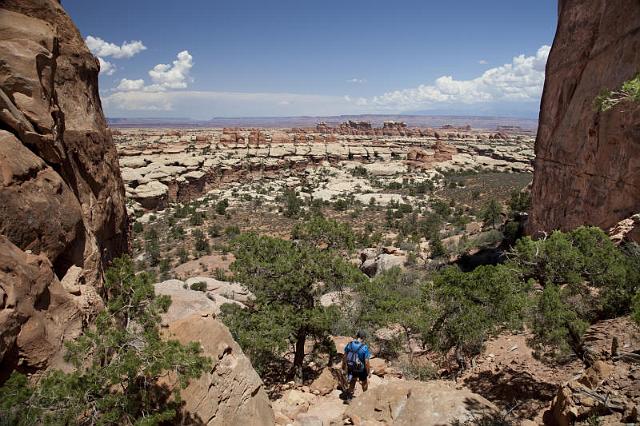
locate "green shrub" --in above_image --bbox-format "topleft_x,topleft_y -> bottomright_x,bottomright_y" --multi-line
530,284 -> 588,359
595,73 -> 640,112
190,281 -> 207,292
193,229 -> 210,254
189,211 -> 204,226
0,257 -> 209,425
481,199 -> 503,229
281,189 -> 303,218
215,199 -> 229,215
291,214 -> 356,251
224,225 -> 241,238
208,223 -> 222,238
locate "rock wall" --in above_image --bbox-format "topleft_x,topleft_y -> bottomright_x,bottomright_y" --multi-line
528,0 -> 640,238
0,0 -> 128,373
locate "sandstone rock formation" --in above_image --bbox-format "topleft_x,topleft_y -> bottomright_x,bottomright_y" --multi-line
528,0 -> 640,240
0,237 -> 84,379
159,283 -> 274,425
344,380 -> 498,425
0,0 -> 127,373
116,128 -> 533,213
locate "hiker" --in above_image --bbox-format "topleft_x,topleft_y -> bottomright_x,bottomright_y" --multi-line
342,330 -> 371,401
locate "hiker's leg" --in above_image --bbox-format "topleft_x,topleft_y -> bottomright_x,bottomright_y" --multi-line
361,378 -> 368,392
348,378 -> 356,395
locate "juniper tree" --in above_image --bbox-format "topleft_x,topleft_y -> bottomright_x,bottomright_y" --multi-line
221,233 -> 366,380
0,257 -> 209,425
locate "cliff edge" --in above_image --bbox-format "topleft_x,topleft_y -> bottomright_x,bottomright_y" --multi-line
528,0 -> 640,239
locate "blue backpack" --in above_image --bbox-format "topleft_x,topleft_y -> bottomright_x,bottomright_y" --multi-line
346,341 -> 366,372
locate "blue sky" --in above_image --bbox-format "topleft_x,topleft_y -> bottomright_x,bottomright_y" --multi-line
64,0 -> 557,119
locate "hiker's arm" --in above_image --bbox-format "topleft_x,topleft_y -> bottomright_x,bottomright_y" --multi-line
366,359 -> 371,377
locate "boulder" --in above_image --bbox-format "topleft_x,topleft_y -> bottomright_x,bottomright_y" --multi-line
132,181 -> 169,210
184,276 -> 253,304
376,253 -> 406,275
369,358 -> 387,376
154,279 -> 245,320
309,368 -> 337,396
344,379 -> 498,425
528,0 -> 640,240
165,314 -> 275,426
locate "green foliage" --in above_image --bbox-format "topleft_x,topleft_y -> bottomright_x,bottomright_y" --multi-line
632,290 -> 640,325
208,223 -> 222,238
425,265 -> 529,356
221,233 -> 366,376
530,284 -> 588,358
0,257 -> 209,425
146,240 -> 161,267
291,214 -> 356,251
481,199 -> 503,228
224,225 -> 241,238
357,268 -> 428,355
281,189 -> 303,218
215,198 -> 229,215
159,257 -> 171,274
193,229 -> 210,254
132,221 -> 143,233
508,190 -> 531,217
189,210 -> 204,226
177,247 -> 189,264
511,227 -> 638,316
170,225 -> 185,240
429,232 -> 446,258
430,199 -> 451,218
350,165 -> 369,177
190,281 -> 207,292
595,73 -> 640,112
214,267 -> 228,281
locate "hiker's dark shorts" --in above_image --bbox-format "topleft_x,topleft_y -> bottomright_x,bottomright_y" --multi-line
348,369 -> 368,382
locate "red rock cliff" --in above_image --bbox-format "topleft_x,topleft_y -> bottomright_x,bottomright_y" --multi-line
0,0 -> 128,374
528,0 -> 640,238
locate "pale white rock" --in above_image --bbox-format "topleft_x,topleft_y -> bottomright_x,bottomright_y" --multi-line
183,170 -> 206,180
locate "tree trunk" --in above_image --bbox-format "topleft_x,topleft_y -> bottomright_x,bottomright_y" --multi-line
292,329 -> 307,383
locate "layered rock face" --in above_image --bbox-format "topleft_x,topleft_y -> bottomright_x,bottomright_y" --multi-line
528,0 -> 640,238
0,1 -> 128,373
157,282 -> 274,425
116,128 -> 534,211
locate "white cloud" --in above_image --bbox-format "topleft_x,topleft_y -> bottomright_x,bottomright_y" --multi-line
148,50 -> 193,90
347,78 -> 366,84
98,57 -> 116,75
478,59 -> 488,65
364,45 -> 551,110
111,51 -> 194,93
115,78 -> 145,91
103,90 -> 356,117
86,36 -> 147,59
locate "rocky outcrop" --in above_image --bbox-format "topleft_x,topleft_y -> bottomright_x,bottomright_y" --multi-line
116,129 -> 534,212
0,0 -> 128,373
158,283 -> 274,425
609,214 -> 640,245
0,236 -> 100,378
405,141 -> 457,169
528,0 -> 640,239
344,380 -> 498,425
